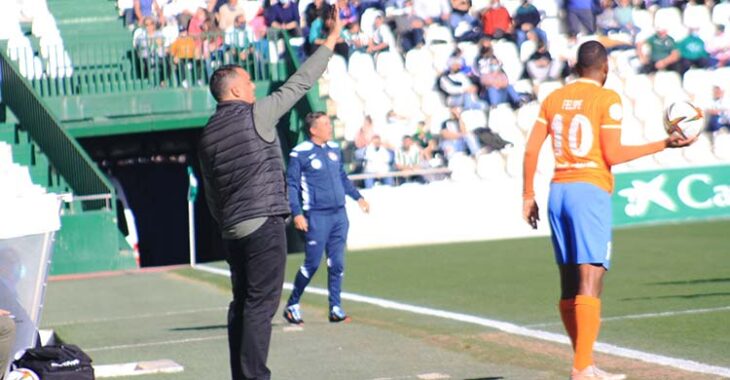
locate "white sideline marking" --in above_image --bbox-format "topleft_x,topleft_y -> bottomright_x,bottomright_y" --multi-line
527,305 -> 730,328
85,335 -> 227,353
48,306 -> 227,327
95,359 -> 184,378
194,264 -> 730,378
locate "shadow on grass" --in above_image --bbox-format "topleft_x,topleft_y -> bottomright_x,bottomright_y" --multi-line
622,292 -> 730,301
170,324 -> 227,332
648,277 -> 730,286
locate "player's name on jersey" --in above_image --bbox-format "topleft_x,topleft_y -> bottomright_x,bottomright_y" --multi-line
556,161 -> 599,169
562,99 -> 584,111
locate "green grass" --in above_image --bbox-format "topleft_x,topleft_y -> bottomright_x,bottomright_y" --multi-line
274,219 -> 730,367
42,220 -> 730,379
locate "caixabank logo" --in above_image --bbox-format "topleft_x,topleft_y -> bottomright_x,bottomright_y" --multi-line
613,166 -> 730,226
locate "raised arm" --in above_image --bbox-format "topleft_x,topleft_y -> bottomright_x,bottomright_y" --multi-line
253,6 -> 345,138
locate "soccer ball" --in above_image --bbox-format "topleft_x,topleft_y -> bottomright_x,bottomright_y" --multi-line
663,101 -> 704,139
5,368 -> 40,380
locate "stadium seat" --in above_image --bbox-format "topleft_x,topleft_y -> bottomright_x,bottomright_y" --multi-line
425,24 -> 454,45
376,51 -> 405,79
683,134 -> 718,165
683,69 -> 713,97
492,40 -> 523,83
461,109 -> 488,131
405,47 -> 434,74
360,8 -> 382,37
713,68 -> 730,90
621,117 -> 647,145
536,140 -> 555,175
652,71 -> 683,99
516,102 -> 540,132
631,9 -> 654,33
712,132 -> 730,159
470,0 -> 489,16
683,4 -> 713,32
634,91 -> 663,123
712,2 -> 730,27
20,0 -> 50,22
457,41 -> 479,68
503,147 -> 523,178
384,74 -> 413,98
46,49 -> 74,79
356,79 -> 386,104
327,76 -> 357,103
430,107 -> 452,134
623,74 -> 652,101
6,35 -> 43,80
430,43 -> 457,73
641,112 -> 666,141
653,148 -> 688,168
411,71 -> 438,96
540,18 -> 563,41
363,95 -> 392,122
487,105 -> 517,134
448,154 -> 479,182
536,81 -> 562,103
520,40 -> 537,63
326,54 -> 348,81
654,7 -> 682,30
348,52 -> 377,81
476,153 -> 507,180
392,90 -> 423,120
419,90 -> 446,116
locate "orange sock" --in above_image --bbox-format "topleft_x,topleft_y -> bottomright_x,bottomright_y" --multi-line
559,298 -> 577,350
574,295 -> 601,371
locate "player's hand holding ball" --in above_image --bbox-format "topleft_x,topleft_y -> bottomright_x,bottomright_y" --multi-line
663,100 -> 703,148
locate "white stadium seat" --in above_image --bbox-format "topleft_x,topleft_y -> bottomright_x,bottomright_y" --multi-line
457,41 -> 479,68
683,69 -> 713,97
503,147 -> 523,177
492,40 -> 523,83
652,71 -> 683,99
348,52 -> 377,81
425,24 -> 454,45
430,43 -> 457,74
516,102 -> 540,132
326,54 -> 348,80
476,153 -> 507,180
376,51 -> 405,78
461,109 -> 488,131
536,81 -> 562,103
712,2 -> 730,27
405,47 -> 434,76
419,90 -> 445,116
487,105 -> 517,134
623,74 -> 652,101
448,154 -> 479,182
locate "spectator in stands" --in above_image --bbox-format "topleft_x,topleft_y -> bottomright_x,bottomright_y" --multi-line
413,0 -> 451,26
395,135 -> 423,183
473,40 -> 522,108
218,0 -> 247,32
133,17 -> 167,82
707,86 -> 730,137
678,28 -> 711,72
439,57 -> 486,110
596,0 -> 621,35
188,7 -> 209,38
345,21 -> 370,54
355,115 -> 376,149
201,19 -> 224,76
614,0 -> 640,38
208,0 -> 228,13
134,0 -> 161,26
707,24 -> 730,68
338,0 -> 360,25
119,0 -> 136,29
412,120 -> 433,148
564,0 -> 597,36
440,107 -> 482,159
267,0 -> 301,37
450,0 -> 481,42
637,28 -> 682,73
525,38 -> 564,84
169,24 -> 201,86
309,10 -> 349,57
225,15 -> 251,61
305,0 -> 333,27
386,0 -> 426,52
0,309 -> 14,380
513,0 -> 546,47
368,15 -> 396,54
363,135 -> 395,188
481,0 -> 513,40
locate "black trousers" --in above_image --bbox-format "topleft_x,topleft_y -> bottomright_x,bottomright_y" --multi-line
225,216 -> 287,380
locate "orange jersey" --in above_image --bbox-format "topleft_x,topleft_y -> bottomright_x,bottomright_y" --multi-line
536,79 -> 623,193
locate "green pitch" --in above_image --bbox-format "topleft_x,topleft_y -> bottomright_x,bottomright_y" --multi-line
41,219 -> 730,379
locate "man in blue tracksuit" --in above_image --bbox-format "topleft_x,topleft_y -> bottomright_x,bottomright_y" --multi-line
283,112 -> 369,324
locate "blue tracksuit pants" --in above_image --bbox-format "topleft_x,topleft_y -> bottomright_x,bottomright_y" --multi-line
287,208 -> 349,308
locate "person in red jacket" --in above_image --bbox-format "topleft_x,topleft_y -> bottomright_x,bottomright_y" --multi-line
481,0 -> 513,39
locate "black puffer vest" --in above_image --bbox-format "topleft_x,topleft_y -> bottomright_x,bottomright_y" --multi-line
198,101 -> 290,229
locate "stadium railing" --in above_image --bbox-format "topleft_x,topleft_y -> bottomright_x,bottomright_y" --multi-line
0,50 -> 114,212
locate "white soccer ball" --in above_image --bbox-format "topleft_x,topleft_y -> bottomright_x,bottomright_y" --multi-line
663,101 -> 704,139
5,368 -> 40,380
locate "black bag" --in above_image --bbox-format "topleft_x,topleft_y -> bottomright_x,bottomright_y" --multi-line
13,344 -> 95,379
474,127 -> 512,152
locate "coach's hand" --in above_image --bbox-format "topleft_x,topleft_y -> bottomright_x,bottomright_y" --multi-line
523,199 -> 539,230
293,215 -> 308,232
358,198 -> 370,213
324,4 -> 345,50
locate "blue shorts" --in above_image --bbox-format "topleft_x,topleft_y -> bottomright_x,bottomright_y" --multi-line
548,182 -> 613,269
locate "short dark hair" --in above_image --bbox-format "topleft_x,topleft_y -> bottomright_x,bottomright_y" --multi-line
304,112 -> 327,136
209,64 -> 241,102
576,40 -> 608,72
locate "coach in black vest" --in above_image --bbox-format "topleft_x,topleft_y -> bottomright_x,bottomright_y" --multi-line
198,7 -> 344,380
